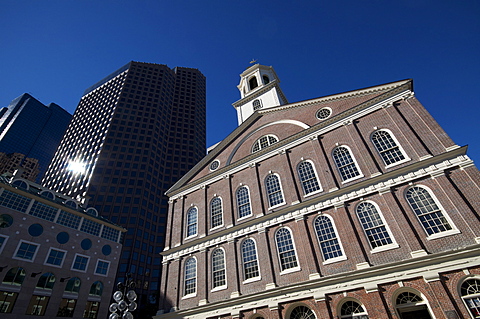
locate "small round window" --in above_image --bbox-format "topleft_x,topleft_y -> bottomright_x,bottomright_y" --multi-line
28,223 -> 44,237
57,232 -> 70,244
81,238 -> 92,250
0,214 -> 13,228
316,107 -> 332,120
209,160 -> 220,171
102,245 -> 112,256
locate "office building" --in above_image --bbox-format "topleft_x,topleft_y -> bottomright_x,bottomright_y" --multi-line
42,61 -> 206,316
156,64 -> 480,319
0,152 -> 40,181
0,93 -> 71,181
0,174 -> 124,318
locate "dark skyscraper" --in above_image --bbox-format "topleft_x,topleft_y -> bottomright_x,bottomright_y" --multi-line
0,93 -> 72,180
42,61 -> 206,315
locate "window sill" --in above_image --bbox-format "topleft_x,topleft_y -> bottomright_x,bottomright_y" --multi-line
384,158 -> 411,169
237,214 -> 253,222
303,189 -> 323,198
322,255 -> 347,265
243,276 -> 261,284
211,285 -> 227,292
268,202 -> 286,210
182,293 -> 197,300
341,174 -> 364,184
370,243 -> 399,254
426,229 -> 461,240
210,225 -> 224,231
184,234 -> 198,241
280,266 -> 301,275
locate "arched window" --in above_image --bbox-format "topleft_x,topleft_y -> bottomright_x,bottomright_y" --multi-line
11,179 -> 28,190
89,281 -> 103,296
340,300 -> 369,318
356,201 -> 395,250
297,161 -> 322,195
253,99 -> 263,110
252,135 -> 278,153
210,197 -> 223,229
2,267 -> 26,285
275,228 -> 299,271
461,278 -> 480,318
333,146 -> 362,182
249,77 -> 258,90
212,249 -> 226,289
314,215 -> 345,262
405,186 -> 454,236
64,277 -> 81,293
236,186 -> 252,219
395,290 -> 432,318
262,75 -> 270,84
242,238 -> 260,280
40,190 -> 55,200
371,130 -> 407,166
290,305 -> 316,319
36,272 -> 56,290
186,207 -> 198,238
184,257 -> 197,296
265,174 -> 285,207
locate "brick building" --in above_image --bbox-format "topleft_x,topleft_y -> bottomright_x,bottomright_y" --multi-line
0,152 -> 40,181
156,64 -> 480,319
0,174 -> 125,318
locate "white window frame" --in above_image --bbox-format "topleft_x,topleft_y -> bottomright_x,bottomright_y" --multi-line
13,240 -> 40,262
393,288 -> 434,319
185,206 -> 198,239
459,277 -> 480,318
236,185 -> 252,220
338,298 -> 369,318
297,160 -> 323,196
211,248 -> 227,292
252,134 -> 279,153
94,259 -> 110,277
0,234 -> 9,255
210,196 -> 224,230
241,238 -> 261,283
405,185 -> 460,240
314,214 -> 347,264
371,129 -> 410,168
183,257 -> 197,298
355,201 -> 399,253
265,173 -> 286,209
275,227 -> 301,274
71,253 -> 90,273
332,145 -> 364,183
44,247 -> 68,268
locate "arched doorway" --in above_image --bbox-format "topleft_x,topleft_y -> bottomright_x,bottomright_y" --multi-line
394,291 -> 432,319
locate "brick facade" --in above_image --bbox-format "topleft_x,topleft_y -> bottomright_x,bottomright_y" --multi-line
156,75 -> 480,319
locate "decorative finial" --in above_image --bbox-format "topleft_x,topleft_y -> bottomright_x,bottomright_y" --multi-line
249,59 -> 257,64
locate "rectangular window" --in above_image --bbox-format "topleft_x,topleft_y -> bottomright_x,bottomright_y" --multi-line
95,260 -> 110,276
14,241 -> 39,261
0,190 -> 31,212
56,298 -> 77,317
0,291 -> 18,313
80,219 -> 102,236
45,248 -> 66,267
26,295 -> 50,316
83,301 -> 100,319
57,211 -> 81,229
29,201 -> 58,222
72,254 -> 89,272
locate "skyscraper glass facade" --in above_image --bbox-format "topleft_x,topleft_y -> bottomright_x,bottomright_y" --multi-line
42,61 -> 206,316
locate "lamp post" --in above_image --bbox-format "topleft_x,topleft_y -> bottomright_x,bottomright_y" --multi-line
109,274 -> 137,319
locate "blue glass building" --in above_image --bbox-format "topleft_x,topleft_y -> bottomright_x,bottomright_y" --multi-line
0,93 -> 72,180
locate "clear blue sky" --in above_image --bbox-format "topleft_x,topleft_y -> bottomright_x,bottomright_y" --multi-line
1,1 -> 479,162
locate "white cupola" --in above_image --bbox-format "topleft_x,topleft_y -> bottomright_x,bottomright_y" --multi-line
232,63 -> 288,125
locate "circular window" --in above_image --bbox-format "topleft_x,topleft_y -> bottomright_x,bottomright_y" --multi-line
209,160 -> 220,171
316,107 -> 332,120
57,232 -> 70,244
102,245 -> 112,256
81,238 -> 92,250
0,214 -> 13,228
28,223 -> 44,237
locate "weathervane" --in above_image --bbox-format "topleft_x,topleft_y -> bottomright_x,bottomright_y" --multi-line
249,59 -> 258,64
